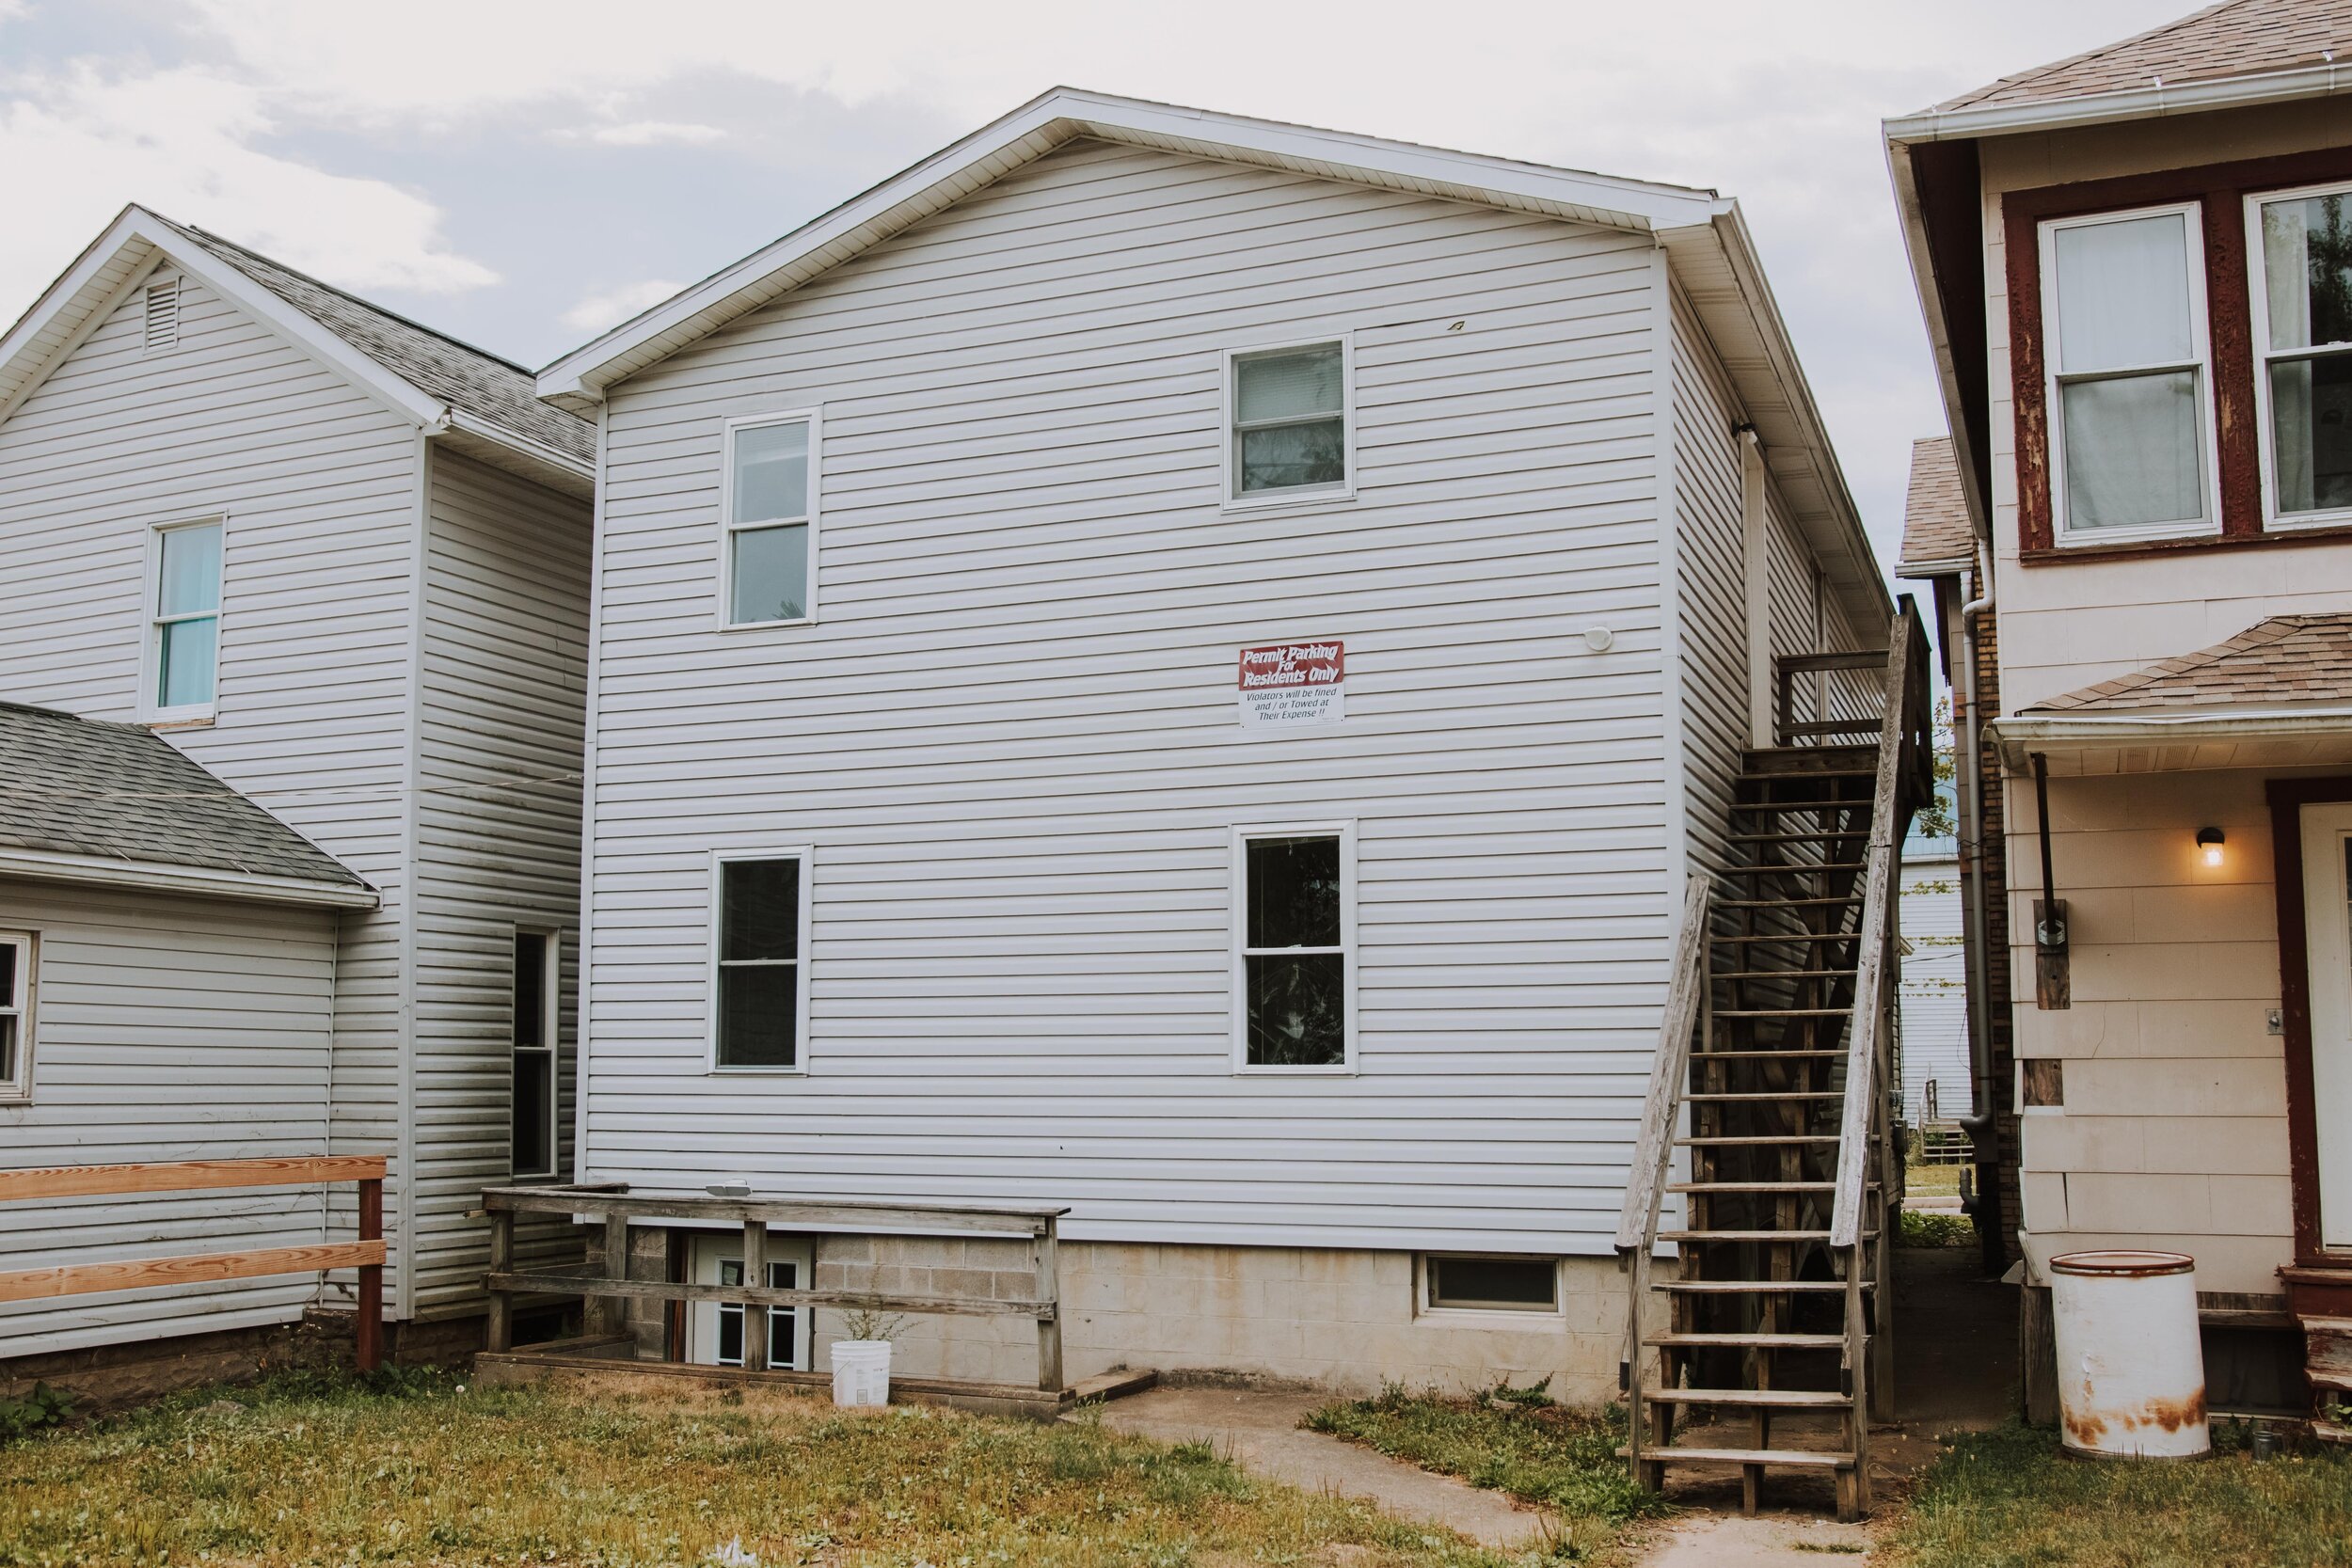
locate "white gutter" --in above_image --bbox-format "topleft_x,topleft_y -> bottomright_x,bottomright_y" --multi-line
1988,705 -> 2352,768
0,847 -> 379,910
1884,58 -> 2352,146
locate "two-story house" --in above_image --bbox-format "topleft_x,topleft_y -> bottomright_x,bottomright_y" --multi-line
0,207 -> 594,1381
530,88 -> 1899,1404
1889,0 -> 2352,1427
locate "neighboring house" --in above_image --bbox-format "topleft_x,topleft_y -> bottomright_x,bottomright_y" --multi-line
0,207 -> 596,1368
1899,799 -> 1970,1132
1887,0 -> 2352,1419
536,88 -> 1889,1399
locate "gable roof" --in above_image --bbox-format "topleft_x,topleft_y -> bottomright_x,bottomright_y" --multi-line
1898,437 -> 1975,578
0,701 -> 376,909
1936,0 -> 2352,113
2025,614 -> 2352,712
0,206 -> 593,496
538,86 -> 1890,635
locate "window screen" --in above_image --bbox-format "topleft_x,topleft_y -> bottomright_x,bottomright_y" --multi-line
1232,343 -> 1346,497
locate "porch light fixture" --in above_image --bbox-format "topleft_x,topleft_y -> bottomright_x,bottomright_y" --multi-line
2197,827 -> 2225,868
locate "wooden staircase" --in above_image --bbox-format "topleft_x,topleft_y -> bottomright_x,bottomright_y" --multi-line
1617,601 -> 1932,1520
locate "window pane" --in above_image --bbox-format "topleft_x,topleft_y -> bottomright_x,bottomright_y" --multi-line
0,942 -> 14,1006
2262,193 -> 2352,352
512,1050 -> 551,1176
1246,951 -> 1345,1067
159,615 -> 217,707
158,524 -> 220,616
2053,213 -> 2194,372
1247,836 -> 1342,948
2060,372 -> 2205,531
729,523 -> 809,624
718,1298 -> 743,1365
768,1260 -> 797,1366
1236,345 -> 1343,423
513,935 -> 547,1049
719,962 -> 798,1068
723,860 -> 800,960
1428,1256 -> 1557,1310
2269,355 -> 2352,515
0,1016 -> 16,1087
733,421 -> 810,524
1239,421 -> 1346,494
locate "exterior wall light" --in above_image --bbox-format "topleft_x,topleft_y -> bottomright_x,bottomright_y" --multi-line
2197,827 -> 2225,868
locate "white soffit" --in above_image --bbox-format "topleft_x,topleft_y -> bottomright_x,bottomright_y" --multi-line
1991,706 -> 2352,776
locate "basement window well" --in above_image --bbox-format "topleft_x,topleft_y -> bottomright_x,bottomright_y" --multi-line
1422,1254 -> 1560,1313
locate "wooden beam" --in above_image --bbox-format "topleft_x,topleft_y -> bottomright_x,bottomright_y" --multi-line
486,1268 -> 1053,1320
0,1155 -> 388,1203
0,1240 -> 386,1303
481,1188 -> 1065,1235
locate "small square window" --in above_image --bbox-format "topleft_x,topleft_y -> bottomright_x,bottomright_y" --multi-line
1424,1254 -> 1559,1313
1230,341 -> 1350,501
713,852 -> 809,1069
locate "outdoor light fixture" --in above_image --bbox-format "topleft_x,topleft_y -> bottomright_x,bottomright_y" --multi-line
2197,827 -> 2225,868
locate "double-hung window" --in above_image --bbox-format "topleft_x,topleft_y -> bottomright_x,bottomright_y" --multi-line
2252,184 -> 2352,523
1229,340 -> 1351,502
510,930 -> 558,1180
0,931 -> 31,1102
712,851 -> 810,1070
150,520 -> 222,716
722,412 -> 818,627
2039,206 -> 2217,541
1233,825 -> 1354,1071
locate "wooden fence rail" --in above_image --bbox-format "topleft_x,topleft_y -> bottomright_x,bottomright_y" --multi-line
0,1156 -> 387,1370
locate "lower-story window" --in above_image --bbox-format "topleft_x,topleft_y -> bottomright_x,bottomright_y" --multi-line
0,930 -> 31,1102
511,930 -> 558,1180
1422,1254 -> 1561,1313
1234,824 -> 1355,1071
712,849 -> 812,1070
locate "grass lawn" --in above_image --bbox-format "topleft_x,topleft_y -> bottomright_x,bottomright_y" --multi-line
1304,1386 -> 1666,1562
1883,1422 -> 2352,1568
0,1369 -> 1533,1568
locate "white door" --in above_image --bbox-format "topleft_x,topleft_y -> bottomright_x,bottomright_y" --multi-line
686,1232 -> 813,1370
2298,802 -> 2352,1249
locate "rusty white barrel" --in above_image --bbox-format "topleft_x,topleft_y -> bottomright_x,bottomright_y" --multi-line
2049,1250 -> 2208,1460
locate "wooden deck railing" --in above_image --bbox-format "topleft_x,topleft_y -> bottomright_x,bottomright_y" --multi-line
481,1184 -> 1071,1392
0,1155 -> 388,1370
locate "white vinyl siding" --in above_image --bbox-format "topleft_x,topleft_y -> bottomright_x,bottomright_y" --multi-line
582,139 -> 1677,1256
1669,287 -> 1749,871
0,881 -> 337,1358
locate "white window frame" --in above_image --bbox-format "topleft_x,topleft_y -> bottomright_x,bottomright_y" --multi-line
707,846 -> 815,1075
1230,820 -> 1358,1076
718,408 -> 821,631
2037,202 -> 2222,546
510,927 -> 561,1181
1415,1253 -> 1565,1322
1221,334 -> 1357,513
141,515 -> 225,723
0,930 -> 33,1104
2246,181 -> 2352,530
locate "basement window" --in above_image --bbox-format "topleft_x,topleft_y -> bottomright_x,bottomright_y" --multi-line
0,931 -> 32,1102
1423,1254 -> 1560,1313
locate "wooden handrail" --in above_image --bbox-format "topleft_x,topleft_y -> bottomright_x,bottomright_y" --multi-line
1828,602 -> 1923,1248
1615,876 -> 1716,1252
0,1155 -> 385,1203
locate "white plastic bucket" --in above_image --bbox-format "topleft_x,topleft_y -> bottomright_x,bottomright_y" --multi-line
832,1339 -> 891,1408
2048,1250 -> 2208,1460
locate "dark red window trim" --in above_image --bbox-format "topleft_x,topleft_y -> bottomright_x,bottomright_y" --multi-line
2006,146 -> 2352,561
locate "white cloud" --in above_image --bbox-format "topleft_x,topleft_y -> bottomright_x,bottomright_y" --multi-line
561,277 -> 684,333
0,65 -> 495,321
563,120 -> 726,147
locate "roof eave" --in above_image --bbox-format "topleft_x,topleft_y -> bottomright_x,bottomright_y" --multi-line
435,411 -> 596,499
1898,553 -> 1975,580
1884,140 -> 1992,546
1884,58 -> 2352,147
1989,705 -> 2352,772
0,845 -> 380,911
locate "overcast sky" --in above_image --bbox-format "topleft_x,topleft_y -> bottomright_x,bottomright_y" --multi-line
0,0 -> 2193,569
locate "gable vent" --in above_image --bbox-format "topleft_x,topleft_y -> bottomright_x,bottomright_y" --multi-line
143,278 -> 182,353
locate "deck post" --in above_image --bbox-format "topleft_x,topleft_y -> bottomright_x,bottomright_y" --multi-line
486,1208 -> 514,1354
356,1174 -> 383,1372
601,1211 -> 629,1337
741,1221 -> 769,1372
1034,1214 -> 1062,1394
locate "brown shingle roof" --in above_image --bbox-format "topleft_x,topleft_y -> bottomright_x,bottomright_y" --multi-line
1899,437 -> 1974,576
1933,0 -> 2352,112
2025,614 -> 2352,712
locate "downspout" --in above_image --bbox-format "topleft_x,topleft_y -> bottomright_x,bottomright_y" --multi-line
1953,541 -> 2005,1275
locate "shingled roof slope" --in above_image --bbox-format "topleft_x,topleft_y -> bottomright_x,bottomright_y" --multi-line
2025,614 -> 2352,712
1933,0 -> 2352,112
1899,437 -> 1974,575
153,216 -> 594,467
0,702 -> 368,889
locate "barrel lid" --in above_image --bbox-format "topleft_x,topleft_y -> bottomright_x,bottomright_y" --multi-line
2048,1249 -> 2193,1277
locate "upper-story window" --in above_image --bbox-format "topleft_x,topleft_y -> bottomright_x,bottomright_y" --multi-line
722,411 -> 818,628
2039,205 -> 2216,542
2252,184 -> 2352,525
0,930 -> 32,1103
150,519 -> 221,718
1228,340 -> 1352,503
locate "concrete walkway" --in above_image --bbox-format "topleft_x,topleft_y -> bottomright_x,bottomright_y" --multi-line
1089,1386 -> 1552,1551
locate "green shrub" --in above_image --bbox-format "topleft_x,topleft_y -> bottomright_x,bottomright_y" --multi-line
0,1382 -> 73,1442
1899,1209 -> 1975,1248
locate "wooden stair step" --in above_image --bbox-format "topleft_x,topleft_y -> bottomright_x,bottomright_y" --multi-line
1711,932 -> 1861,944
1654,1278 -> 1872,1294
1708,862 -> 1867,876
1677,1135 -> 1840,1147
1661,1228 -> 1872,1243
1731,800 -> 1874,814
1616,1446 -> 1852,1470
1690,1048 -> 1844,1059
1714,1006 -> 1853,1018
1736,769 -> 1878,783
1727,831 -> 1868,844
1718,896 -> 1863,910
1667,1180 -> 1834,1195
1645,1331 -> 1846,1350
1642,1387 -> 1852,1409
1718,970 -> 1858,981
1686,1091 -> 1843,1102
